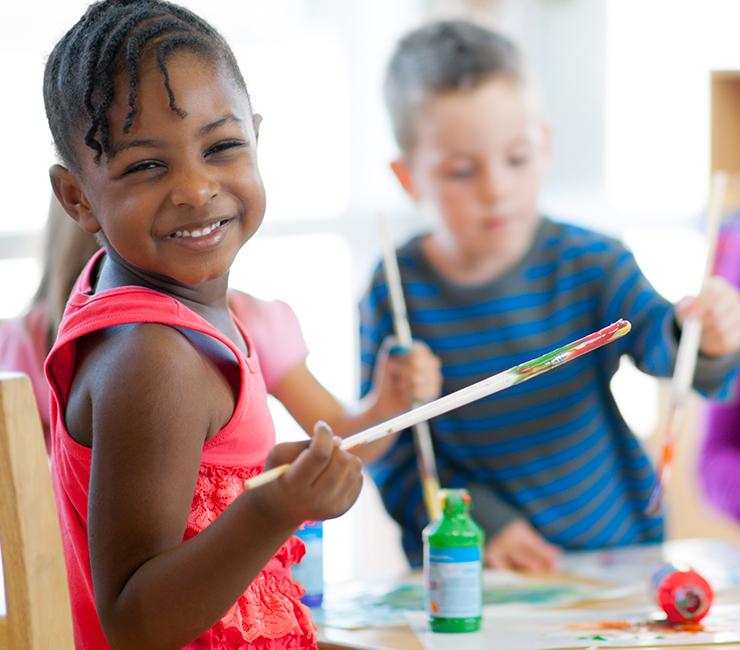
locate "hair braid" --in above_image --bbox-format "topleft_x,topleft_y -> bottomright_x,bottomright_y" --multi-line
44,0 -> 249,171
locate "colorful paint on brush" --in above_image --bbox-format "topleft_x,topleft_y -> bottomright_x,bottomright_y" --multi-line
513,319 -> 631,383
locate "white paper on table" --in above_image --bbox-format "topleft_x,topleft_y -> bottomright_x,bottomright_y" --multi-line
406,603 -> 740,650
558,538 -> 740,590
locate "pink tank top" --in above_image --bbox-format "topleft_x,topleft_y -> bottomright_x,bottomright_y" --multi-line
46,251 -> 317,649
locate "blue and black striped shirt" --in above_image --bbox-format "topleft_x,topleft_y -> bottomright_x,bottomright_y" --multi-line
359,218 -> 739,566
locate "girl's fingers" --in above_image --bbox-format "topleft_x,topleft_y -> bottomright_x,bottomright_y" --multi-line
263,439 -> 310,469
284,424 -> 334,481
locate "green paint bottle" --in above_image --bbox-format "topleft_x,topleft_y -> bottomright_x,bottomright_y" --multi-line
422,488 -> 484,633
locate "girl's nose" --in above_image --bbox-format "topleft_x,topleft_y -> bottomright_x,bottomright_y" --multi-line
170,164 -> 219,207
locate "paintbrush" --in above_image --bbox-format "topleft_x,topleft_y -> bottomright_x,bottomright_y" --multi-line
646,170 -> 728,514
243,319 -> 632,490
377,212 -> 442,521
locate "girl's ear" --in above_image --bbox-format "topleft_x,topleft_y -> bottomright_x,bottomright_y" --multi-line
390,158 -> 418,200
252,113 -> 263,141
49,164 -> 102,234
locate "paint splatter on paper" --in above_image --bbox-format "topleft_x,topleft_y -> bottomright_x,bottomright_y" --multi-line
406,603 -> 740,650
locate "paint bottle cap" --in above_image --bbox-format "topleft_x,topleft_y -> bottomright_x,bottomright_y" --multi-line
651,563 -> 713,624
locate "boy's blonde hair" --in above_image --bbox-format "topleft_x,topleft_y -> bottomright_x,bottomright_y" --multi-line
384,19 -> 541,155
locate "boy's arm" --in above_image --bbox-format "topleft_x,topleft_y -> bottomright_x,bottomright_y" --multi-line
467,482 -> 520,537
598,244 -> 740,397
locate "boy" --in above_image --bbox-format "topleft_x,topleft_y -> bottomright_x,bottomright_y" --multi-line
360,19 -> 740,571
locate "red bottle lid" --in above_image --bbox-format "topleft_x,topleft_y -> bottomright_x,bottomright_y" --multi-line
652,564 -> 713,624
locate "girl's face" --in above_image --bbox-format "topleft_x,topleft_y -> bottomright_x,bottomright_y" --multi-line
65,50 -> 265,287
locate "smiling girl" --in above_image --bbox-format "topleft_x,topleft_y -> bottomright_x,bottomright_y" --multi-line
43,2 -> 364,648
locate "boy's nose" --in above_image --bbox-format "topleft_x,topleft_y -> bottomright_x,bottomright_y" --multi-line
480,168 -> 504,203
170,165 -> 219,207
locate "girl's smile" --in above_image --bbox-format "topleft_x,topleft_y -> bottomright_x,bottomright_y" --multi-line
168,218 -> 233,252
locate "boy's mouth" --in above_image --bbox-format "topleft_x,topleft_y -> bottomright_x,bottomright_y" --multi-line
482,215 -> 514,231
170,219 -> 229,239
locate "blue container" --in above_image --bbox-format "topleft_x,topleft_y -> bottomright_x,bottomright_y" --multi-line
292,521 -> 324,607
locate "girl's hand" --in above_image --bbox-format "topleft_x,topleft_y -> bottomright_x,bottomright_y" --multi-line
257,422 -> 363,524
675,275 -> 740,356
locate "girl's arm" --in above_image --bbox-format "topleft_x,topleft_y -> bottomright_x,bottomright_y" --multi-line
76,324 -> 362,650
272,338 -> 442,462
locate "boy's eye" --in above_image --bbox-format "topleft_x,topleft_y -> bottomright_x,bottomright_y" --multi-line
509,148 -> 532,166
447,166 -> 475,179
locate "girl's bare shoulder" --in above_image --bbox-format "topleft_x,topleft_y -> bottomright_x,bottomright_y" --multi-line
66,322 -> 238,447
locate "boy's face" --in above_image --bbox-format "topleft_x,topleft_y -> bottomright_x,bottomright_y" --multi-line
392,78 -> 550,266
51,50 -> 265,287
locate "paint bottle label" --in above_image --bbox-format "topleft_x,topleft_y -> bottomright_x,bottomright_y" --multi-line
651,563 -> 713,623
426,545 -> 482,619
423,488 -> 484,633
292,521 -> 323,607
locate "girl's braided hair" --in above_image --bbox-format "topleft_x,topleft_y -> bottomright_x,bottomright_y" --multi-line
44,0 -> 248,172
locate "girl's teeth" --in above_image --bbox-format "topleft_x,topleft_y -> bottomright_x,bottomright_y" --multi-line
174,221 -> 222,238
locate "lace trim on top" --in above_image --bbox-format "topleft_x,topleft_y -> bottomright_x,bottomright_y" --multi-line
186,463 -> 317,649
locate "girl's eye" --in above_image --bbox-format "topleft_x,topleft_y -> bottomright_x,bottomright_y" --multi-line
206,140 -> 244,156
123,160 -> 162,175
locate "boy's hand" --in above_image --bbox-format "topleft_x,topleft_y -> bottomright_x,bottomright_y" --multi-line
371,337 -> 442,418
675,275 -> 740,356
484,518 -> 562,573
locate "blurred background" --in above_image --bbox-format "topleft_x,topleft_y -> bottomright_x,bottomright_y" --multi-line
3,0 -> 740,583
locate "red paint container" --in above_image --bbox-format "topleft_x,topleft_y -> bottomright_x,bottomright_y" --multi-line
651,563 -> 713,624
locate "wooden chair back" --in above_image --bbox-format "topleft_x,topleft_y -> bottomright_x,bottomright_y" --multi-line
0,372 -> 74,649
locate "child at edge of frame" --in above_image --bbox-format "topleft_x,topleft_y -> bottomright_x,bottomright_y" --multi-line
42,1 -> 437,648
359,18 -> 740,575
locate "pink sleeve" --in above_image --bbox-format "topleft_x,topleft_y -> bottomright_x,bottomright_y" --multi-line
228,290 -> 309,395
0,303 -> 52,446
